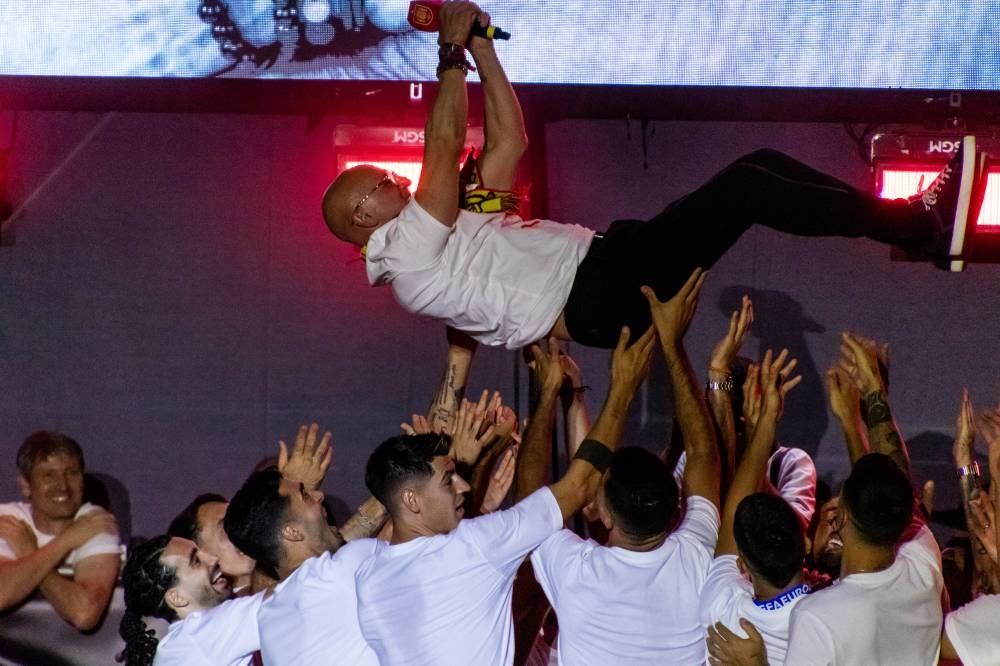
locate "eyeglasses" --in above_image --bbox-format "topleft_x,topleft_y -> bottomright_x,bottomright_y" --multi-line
352,170 -> 401,221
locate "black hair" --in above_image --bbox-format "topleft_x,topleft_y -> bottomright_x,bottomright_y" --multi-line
119,535 -> 177,666
733,493 -> 805,588
16,431 -> 84,478
167,493 -> 227,542
842,453 -> 913,548
603,447 -> 678,541
365,433 -> 452,509
224,470 -> 288,572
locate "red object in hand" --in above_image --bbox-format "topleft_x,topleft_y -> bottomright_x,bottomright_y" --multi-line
407,0 -> 511,39
408,0 -> 442,32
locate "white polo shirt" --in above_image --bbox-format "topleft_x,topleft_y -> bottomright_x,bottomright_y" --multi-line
530,496 -> 719,665
784,525 -> 942,665
699,555 -> 809,666
258,539 -> 378,665
365,198 -> 594,349
153,591 -> 264,666
0,502 -> 121,575
355,487 -> 564,665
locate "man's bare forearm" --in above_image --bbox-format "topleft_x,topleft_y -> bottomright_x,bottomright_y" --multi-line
468,42 -> 527,188
38,558 -> 117,631
664,342 -> 720,505
0,537 -> 77,611
514,388 -> 560,502
427,334 -> 476,432
706,387 -> 737,495
340,496 -> 389,542
860,390 -> 911,478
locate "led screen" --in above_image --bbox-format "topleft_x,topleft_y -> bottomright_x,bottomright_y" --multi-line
3,1 -> 999,89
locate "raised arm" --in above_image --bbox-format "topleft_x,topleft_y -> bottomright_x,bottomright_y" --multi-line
548,326 -> 656,522
415,1 -> 484,226
467,31 -> 527,189
642,268 -> 720,511
0,510 -> 118,630
514,338 -> 566,502
426,327 -> 478,433
716,350 -> 801,556
825,365 -> 868,464
839,332 -> 911,479
706,295 -> 754,492
559,352 -> 592,461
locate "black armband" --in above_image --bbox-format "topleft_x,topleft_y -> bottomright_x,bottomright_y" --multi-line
573,438 -> 614,473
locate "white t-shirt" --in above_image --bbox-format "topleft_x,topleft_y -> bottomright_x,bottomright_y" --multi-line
699,555 -> 809,666
0,501 -> 121,575
784,525 -> 942,666
673,447 -> 816,527
355,487 -> 564,666
530,496 -> 720,666
258,539 -> 378,665
944,594 -> 1000,666
365,199 -> 594,349
153,591 -> 264,666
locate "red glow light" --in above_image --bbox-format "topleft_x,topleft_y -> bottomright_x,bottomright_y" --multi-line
877,164 -> 1000,231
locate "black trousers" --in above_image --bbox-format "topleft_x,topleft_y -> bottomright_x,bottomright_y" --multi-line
563,149 -> 933,348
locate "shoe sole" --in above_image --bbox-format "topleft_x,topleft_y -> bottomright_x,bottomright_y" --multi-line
947,135 -> 976,272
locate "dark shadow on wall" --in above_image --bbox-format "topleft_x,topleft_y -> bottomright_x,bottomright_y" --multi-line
718,286 -> 828,458
84,472 -> 132,547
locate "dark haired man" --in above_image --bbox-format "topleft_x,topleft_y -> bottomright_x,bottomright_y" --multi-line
703,349 -> 808,666
528,271 -> 720,664
168,493 -> 256,594
224,424 -> 385,665
0,431 -> 120,630
119,535 -> 261,666
355,284 -> 658,664
779,333 -> 943,664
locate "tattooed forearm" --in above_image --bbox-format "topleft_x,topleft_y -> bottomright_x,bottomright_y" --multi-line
861,391 -> 892,427
428,362 -> 469,432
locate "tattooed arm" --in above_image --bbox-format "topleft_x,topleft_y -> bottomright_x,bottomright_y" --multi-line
427,327 -> 479,433
839,333 -> 910,478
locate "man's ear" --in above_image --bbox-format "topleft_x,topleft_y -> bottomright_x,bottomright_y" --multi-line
280,522 -> 305,544
164,587 -> 189,612
400,487 -> 421,515
16,474 -> 31,500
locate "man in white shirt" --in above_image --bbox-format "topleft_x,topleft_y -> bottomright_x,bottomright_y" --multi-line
119,534 -> 261,666
781,333 -> 943,665
529,271 -> 721,665
0,431 -> 120,630
322,2 -> 976,350
703,349 -> 808,666
167,493 -> 257,594
224,467 -> 382,665
354,297 -> 658,664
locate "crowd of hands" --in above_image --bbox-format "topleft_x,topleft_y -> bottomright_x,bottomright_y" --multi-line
6,268 -> 1000,664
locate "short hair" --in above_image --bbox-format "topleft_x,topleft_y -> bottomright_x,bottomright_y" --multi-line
224,470 -> 288,572
842,453 -> 913,547
120,535 -> 177,666
603,447 -> 678,540
365,433 -> 452,509
167,493 -> 228,542
733,493 -> 805,588
16,431 -> 84,478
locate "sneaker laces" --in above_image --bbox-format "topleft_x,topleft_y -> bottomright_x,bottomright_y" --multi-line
909,164 -> 953,210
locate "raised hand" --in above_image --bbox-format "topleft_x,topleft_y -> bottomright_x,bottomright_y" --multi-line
401,413 -> 433,436
825,365 -> 859,424
640,267 -> 707,350
706,619 -> 769,666
954,389 -> 976,468
609,325 -> 657,399
529,338 -> 568,397
438,0 -> 487,45
759,348 -> 802,417
448,390 -> 498,466
0,516 -> 38,558
710,295 -> 754,374
278,423 -> 333,491
838,332 -> 886,396
480,446 -> 518,514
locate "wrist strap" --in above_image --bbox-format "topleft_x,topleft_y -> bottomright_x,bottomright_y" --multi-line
706,375 -> 734,392
437,43 -> 474,77
573,438 -> 614,473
